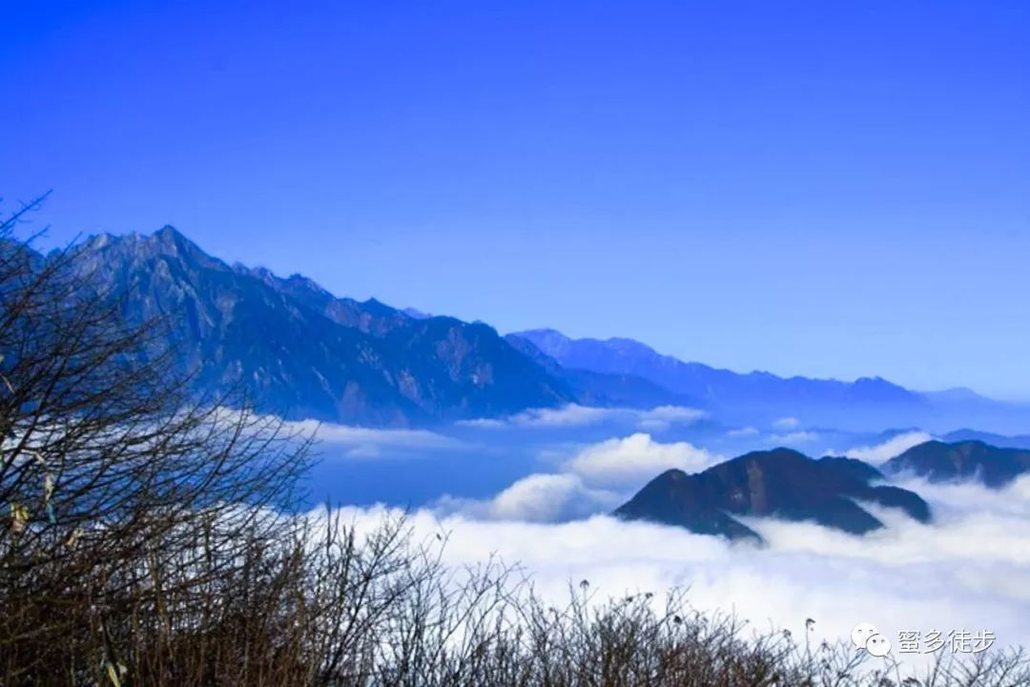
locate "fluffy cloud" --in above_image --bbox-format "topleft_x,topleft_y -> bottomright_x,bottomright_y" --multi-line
437,473 -> 620,523
846,431 -> 934,465
436,433 -> 719,521
774,416 -> 801,429
325,475 -> 1030,668
564,433 -> 721,489
456,404 -> 614,428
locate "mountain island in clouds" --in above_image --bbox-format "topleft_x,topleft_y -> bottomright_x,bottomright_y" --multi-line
615,448 -> 931,542
883,440 -> 1030,488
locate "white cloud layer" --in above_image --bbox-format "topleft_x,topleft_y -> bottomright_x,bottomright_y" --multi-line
846,431 -> 935,465
325,474 -> 1030,668
283,419 -> 466,458
456,404 -> 706,432
457,404 -> 615,429
634,405 -> 708,431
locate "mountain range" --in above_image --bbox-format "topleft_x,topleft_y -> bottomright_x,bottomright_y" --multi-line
71,228 -> 572,425
48,226 -> 1030,430
509,329 -> 920,408
506,330 -> 1030,432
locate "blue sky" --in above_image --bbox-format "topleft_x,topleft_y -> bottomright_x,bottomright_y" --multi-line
1,1 -> 1028,398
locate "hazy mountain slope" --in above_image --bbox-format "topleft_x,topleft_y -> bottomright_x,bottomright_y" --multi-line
942,429 -> 1030,450
510,330 -> 1030,433
70,227 -> 573,425
512,329 -> 1030,432
512,328 -> 920,408
503,333 -> 698,409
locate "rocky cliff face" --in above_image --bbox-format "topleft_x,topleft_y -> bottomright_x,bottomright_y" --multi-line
70,227 -> 573,425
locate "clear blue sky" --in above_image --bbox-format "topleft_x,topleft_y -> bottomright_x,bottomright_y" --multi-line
1,1 -> 1027,398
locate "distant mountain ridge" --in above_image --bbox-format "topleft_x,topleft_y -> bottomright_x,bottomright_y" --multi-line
503,332 -> 699,409
511,328 -> 921,407
941,429 -> 1030,450
509,329 -> 1030,432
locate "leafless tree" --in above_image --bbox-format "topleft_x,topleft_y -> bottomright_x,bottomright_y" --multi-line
0,195 -> 312,683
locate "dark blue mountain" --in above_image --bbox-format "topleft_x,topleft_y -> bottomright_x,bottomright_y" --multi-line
71,228 -> 574,425
615,449 -> 930,542
882,440 -> 1030,488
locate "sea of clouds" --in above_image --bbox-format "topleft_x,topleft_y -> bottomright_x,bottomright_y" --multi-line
298,407 -> 1030,666
321,473 -> 1030,669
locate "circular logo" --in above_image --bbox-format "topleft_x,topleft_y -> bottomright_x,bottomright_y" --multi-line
850,622 -> 878,648
865,633 -> 892,657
